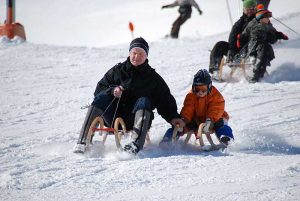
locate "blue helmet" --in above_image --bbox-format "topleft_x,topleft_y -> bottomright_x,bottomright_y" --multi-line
193,69 -> 212,93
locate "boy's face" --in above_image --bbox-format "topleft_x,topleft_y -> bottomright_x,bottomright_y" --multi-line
194,85 -> 208,98
260,17 -> 270,24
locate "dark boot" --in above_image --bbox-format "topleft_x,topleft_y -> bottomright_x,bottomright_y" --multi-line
74,105 -> 102,153
250,60 -> 267,83
123,109 -> 151,154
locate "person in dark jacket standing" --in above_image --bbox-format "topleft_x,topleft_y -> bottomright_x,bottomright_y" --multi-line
162,0 -> 202,39
240,4 -> 288,82
74,37 -> 185,154
209,0 -> 256,80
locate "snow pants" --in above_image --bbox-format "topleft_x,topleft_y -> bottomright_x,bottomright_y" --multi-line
209,41 -> 229,73
92,91 -> 153,130
249,42 -> 275,81
170,5 -> 192,38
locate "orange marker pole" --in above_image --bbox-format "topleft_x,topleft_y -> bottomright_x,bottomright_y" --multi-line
128,21 -> 134,39
6,0 -> 15,24
0,0 -> 26,40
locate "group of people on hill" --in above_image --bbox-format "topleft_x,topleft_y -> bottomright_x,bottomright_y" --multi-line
209,0 -> 288,82
162,0 -> 288,82
73,0 -> 288,155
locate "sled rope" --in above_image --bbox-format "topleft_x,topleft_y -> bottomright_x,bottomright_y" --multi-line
110,96 -> 122,128
273,16 -> 300,37
80,103 -> 90,109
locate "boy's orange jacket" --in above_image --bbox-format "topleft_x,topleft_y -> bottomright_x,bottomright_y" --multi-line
180,86 -> 229,124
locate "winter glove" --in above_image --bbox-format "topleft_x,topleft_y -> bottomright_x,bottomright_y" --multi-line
226,50 -> 235,63
277,32 -> 288,40
198,9 -> 203,15
171,118 -> 186,128
202,118 -> 213,134
161,5 -> 169,9
113,86 -> 124,98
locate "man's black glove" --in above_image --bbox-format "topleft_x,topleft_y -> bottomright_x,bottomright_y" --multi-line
277,32 -> 289,40
198,9 -> 203,15
161,5 -> 169,9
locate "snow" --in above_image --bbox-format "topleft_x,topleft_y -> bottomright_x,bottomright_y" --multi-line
1,0 -> 300,200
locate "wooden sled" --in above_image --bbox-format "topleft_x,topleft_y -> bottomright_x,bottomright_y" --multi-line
172,123 -> 226,151
217,57 -> 255,82
85,116 -> 151,150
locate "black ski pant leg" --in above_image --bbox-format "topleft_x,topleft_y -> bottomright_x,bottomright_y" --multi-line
77,91 -> 117,144
77,105 -> 103,144
209,41 -> 229,73
253,43 -> 275,80
171,14 -> 190,38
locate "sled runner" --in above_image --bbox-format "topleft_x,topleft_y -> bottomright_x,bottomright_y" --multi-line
217,57 -> 255,82
85,116 -> 151,151
216,39 -> 271,82
172,123 -> 227,151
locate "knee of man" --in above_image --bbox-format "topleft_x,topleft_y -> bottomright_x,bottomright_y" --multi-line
133,97 -> 152,112
92,91 -> 113,108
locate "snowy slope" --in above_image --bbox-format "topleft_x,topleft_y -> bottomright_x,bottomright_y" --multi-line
1,0 -> 299,47
1,0 -> 300,201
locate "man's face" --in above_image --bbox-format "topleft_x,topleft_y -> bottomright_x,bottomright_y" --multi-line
243,7 -> 255,17
129,47 -> 147,67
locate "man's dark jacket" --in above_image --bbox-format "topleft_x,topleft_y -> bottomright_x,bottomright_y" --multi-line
94,57 -> 180,123
228,13 -> 255,53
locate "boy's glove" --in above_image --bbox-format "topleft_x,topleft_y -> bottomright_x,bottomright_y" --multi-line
113,86 -> 124,98
171,118 -> 185,128
277,32 -> 289,40
198,9 -> 203,15
202,118 -> 213,134
161,5 -> 169,9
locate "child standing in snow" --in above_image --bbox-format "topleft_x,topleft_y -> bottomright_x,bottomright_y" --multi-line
160,69 -> 234,146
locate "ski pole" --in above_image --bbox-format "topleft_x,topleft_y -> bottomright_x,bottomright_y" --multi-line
272,16 -> 300,37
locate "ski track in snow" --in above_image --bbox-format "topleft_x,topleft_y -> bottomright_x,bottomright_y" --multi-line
1,2 -> 300,201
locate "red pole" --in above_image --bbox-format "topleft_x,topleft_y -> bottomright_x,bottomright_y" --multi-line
6,0 -> 15,24
0,0 -> 26,40
128,21 -> 135,39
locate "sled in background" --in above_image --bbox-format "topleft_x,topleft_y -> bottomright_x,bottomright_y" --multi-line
216,56 -> 269,82
215,55 -> 257,82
